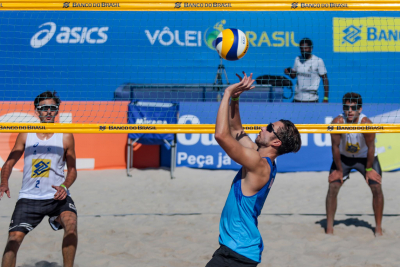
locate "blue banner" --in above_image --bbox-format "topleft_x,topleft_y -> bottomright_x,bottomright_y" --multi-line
128,101 -> 178,144
1,11 -> 399,104
175,103 -> 400,172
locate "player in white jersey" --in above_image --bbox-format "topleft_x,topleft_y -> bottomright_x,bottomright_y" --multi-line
0,91 -> 78,267
325,92 -> 384,236
284,38 -> 329,103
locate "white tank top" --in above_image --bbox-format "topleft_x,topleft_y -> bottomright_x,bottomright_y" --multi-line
338,113 -> 368,158
19,133 -> 69,200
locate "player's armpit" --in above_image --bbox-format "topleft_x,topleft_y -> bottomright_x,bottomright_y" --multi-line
241,168 -> 271,195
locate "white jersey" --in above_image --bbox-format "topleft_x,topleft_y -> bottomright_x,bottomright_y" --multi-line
339,113 -> 368,158
19,133 -> 69,200
292,54 -> 327,101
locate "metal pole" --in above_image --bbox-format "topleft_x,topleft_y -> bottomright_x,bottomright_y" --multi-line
170,134 -> 177,179
127,138 -> 132,177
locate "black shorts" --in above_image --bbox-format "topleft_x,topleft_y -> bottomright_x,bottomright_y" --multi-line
206,245 -> 258,267
9,196 -> 77,234
330,155 -> 382,185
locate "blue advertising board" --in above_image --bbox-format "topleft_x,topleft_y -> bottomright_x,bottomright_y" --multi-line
1,11 -> 400,104
174,102 -> 400,172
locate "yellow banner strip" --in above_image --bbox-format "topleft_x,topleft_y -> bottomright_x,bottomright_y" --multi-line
3,0 -> 398,2
0,123 -> 396,134
1,2 -> 400,11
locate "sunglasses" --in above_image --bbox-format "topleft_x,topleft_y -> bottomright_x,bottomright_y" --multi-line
343,104 -> 359,111
36,105 -> 59,112
267,123 -> 282,142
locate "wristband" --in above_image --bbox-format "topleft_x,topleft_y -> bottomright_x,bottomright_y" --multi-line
323,97 -> 329,101
231,97 -> 240,101
365,168 -> 373,172
60,184 -> 67,191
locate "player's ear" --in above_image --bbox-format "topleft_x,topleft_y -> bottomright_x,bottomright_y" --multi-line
271,138 -> 281,147
34,107 -> 40,117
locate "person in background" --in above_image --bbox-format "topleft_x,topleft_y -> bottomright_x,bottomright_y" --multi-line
284,38 -> 329,103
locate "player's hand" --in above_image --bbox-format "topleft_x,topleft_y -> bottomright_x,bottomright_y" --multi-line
52,185 -> 67,200
226,72 -> 255,97
328,170 -> 343,184
284,68 -> 291,75
366,169 -> 382,184
0,184 -> 11,200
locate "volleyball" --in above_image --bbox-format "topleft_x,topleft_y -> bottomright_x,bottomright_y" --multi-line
215,28 -> 249,61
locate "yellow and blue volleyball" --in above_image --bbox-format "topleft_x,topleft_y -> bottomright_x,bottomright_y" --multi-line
215,28 -> 248,61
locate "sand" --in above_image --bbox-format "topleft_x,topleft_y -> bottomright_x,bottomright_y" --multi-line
1,168 -> 400,267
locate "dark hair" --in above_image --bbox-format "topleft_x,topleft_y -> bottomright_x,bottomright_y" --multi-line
299,38 -> 313,48
342,92 -> 362,109
34,91 -> 61,108
275,119 -> 302,155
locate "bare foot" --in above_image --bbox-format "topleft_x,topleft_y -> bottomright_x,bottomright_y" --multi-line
375,227 -> 383,236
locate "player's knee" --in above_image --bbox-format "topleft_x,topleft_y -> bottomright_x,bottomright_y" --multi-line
64,227 -> 77,237
8,232 -> 25,243
328,183 -> 341,196
5,232 -> 25,251
369,184 -> 383,197
63,221 -> 77,237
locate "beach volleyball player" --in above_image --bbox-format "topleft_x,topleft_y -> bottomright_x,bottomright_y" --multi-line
325,92 -> 384,236
0,91 -> 78,267
207,72 -> 302,266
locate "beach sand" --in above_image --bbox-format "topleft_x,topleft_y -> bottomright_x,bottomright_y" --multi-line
1,168 -> 400,267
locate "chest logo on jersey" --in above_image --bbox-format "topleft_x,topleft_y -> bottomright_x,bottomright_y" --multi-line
33,142 -> 39,148
31,159 -> 52,178
346,142 -> 360,154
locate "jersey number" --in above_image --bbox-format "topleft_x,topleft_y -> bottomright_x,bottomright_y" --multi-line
35,180 -> 40,188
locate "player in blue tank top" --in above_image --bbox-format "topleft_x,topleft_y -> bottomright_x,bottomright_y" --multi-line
206,72 -> 302,267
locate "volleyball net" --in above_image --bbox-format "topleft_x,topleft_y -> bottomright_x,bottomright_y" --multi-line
1,1 -> 400,134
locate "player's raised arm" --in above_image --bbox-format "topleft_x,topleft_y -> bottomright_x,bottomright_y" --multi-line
215,73 -> 261,170
228,72 -> 258,150
0,133 -> 27,200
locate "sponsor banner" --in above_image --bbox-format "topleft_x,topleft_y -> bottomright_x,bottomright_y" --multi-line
1,2 -> 397,11
177,102 -> 400,171
326,125 -> 385,132
291,2 -> 349,10
334,17 -> 400,52
1,12 -> 400,104
0,101 -> 129,171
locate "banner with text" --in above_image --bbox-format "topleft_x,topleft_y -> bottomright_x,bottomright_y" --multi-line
176,103 -> 400,172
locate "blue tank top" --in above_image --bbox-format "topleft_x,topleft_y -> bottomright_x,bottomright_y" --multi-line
218,157 -> 277,263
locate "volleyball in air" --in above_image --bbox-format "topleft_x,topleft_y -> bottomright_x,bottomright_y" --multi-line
215,28 -> 248,61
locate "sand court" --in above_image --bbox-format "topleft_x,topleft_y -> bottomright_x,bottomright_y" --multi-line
1,168 -> 400,267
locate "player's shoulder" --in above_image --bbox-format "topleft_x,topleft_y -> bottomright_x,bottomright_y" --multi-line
331,115 -> 344,124
63,133 -> 75,146
16,133 -> 28,143
259,156 -> 272,176
63,133 -> 74,138
360,115 -> 372,123
311,54 -> 322,60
